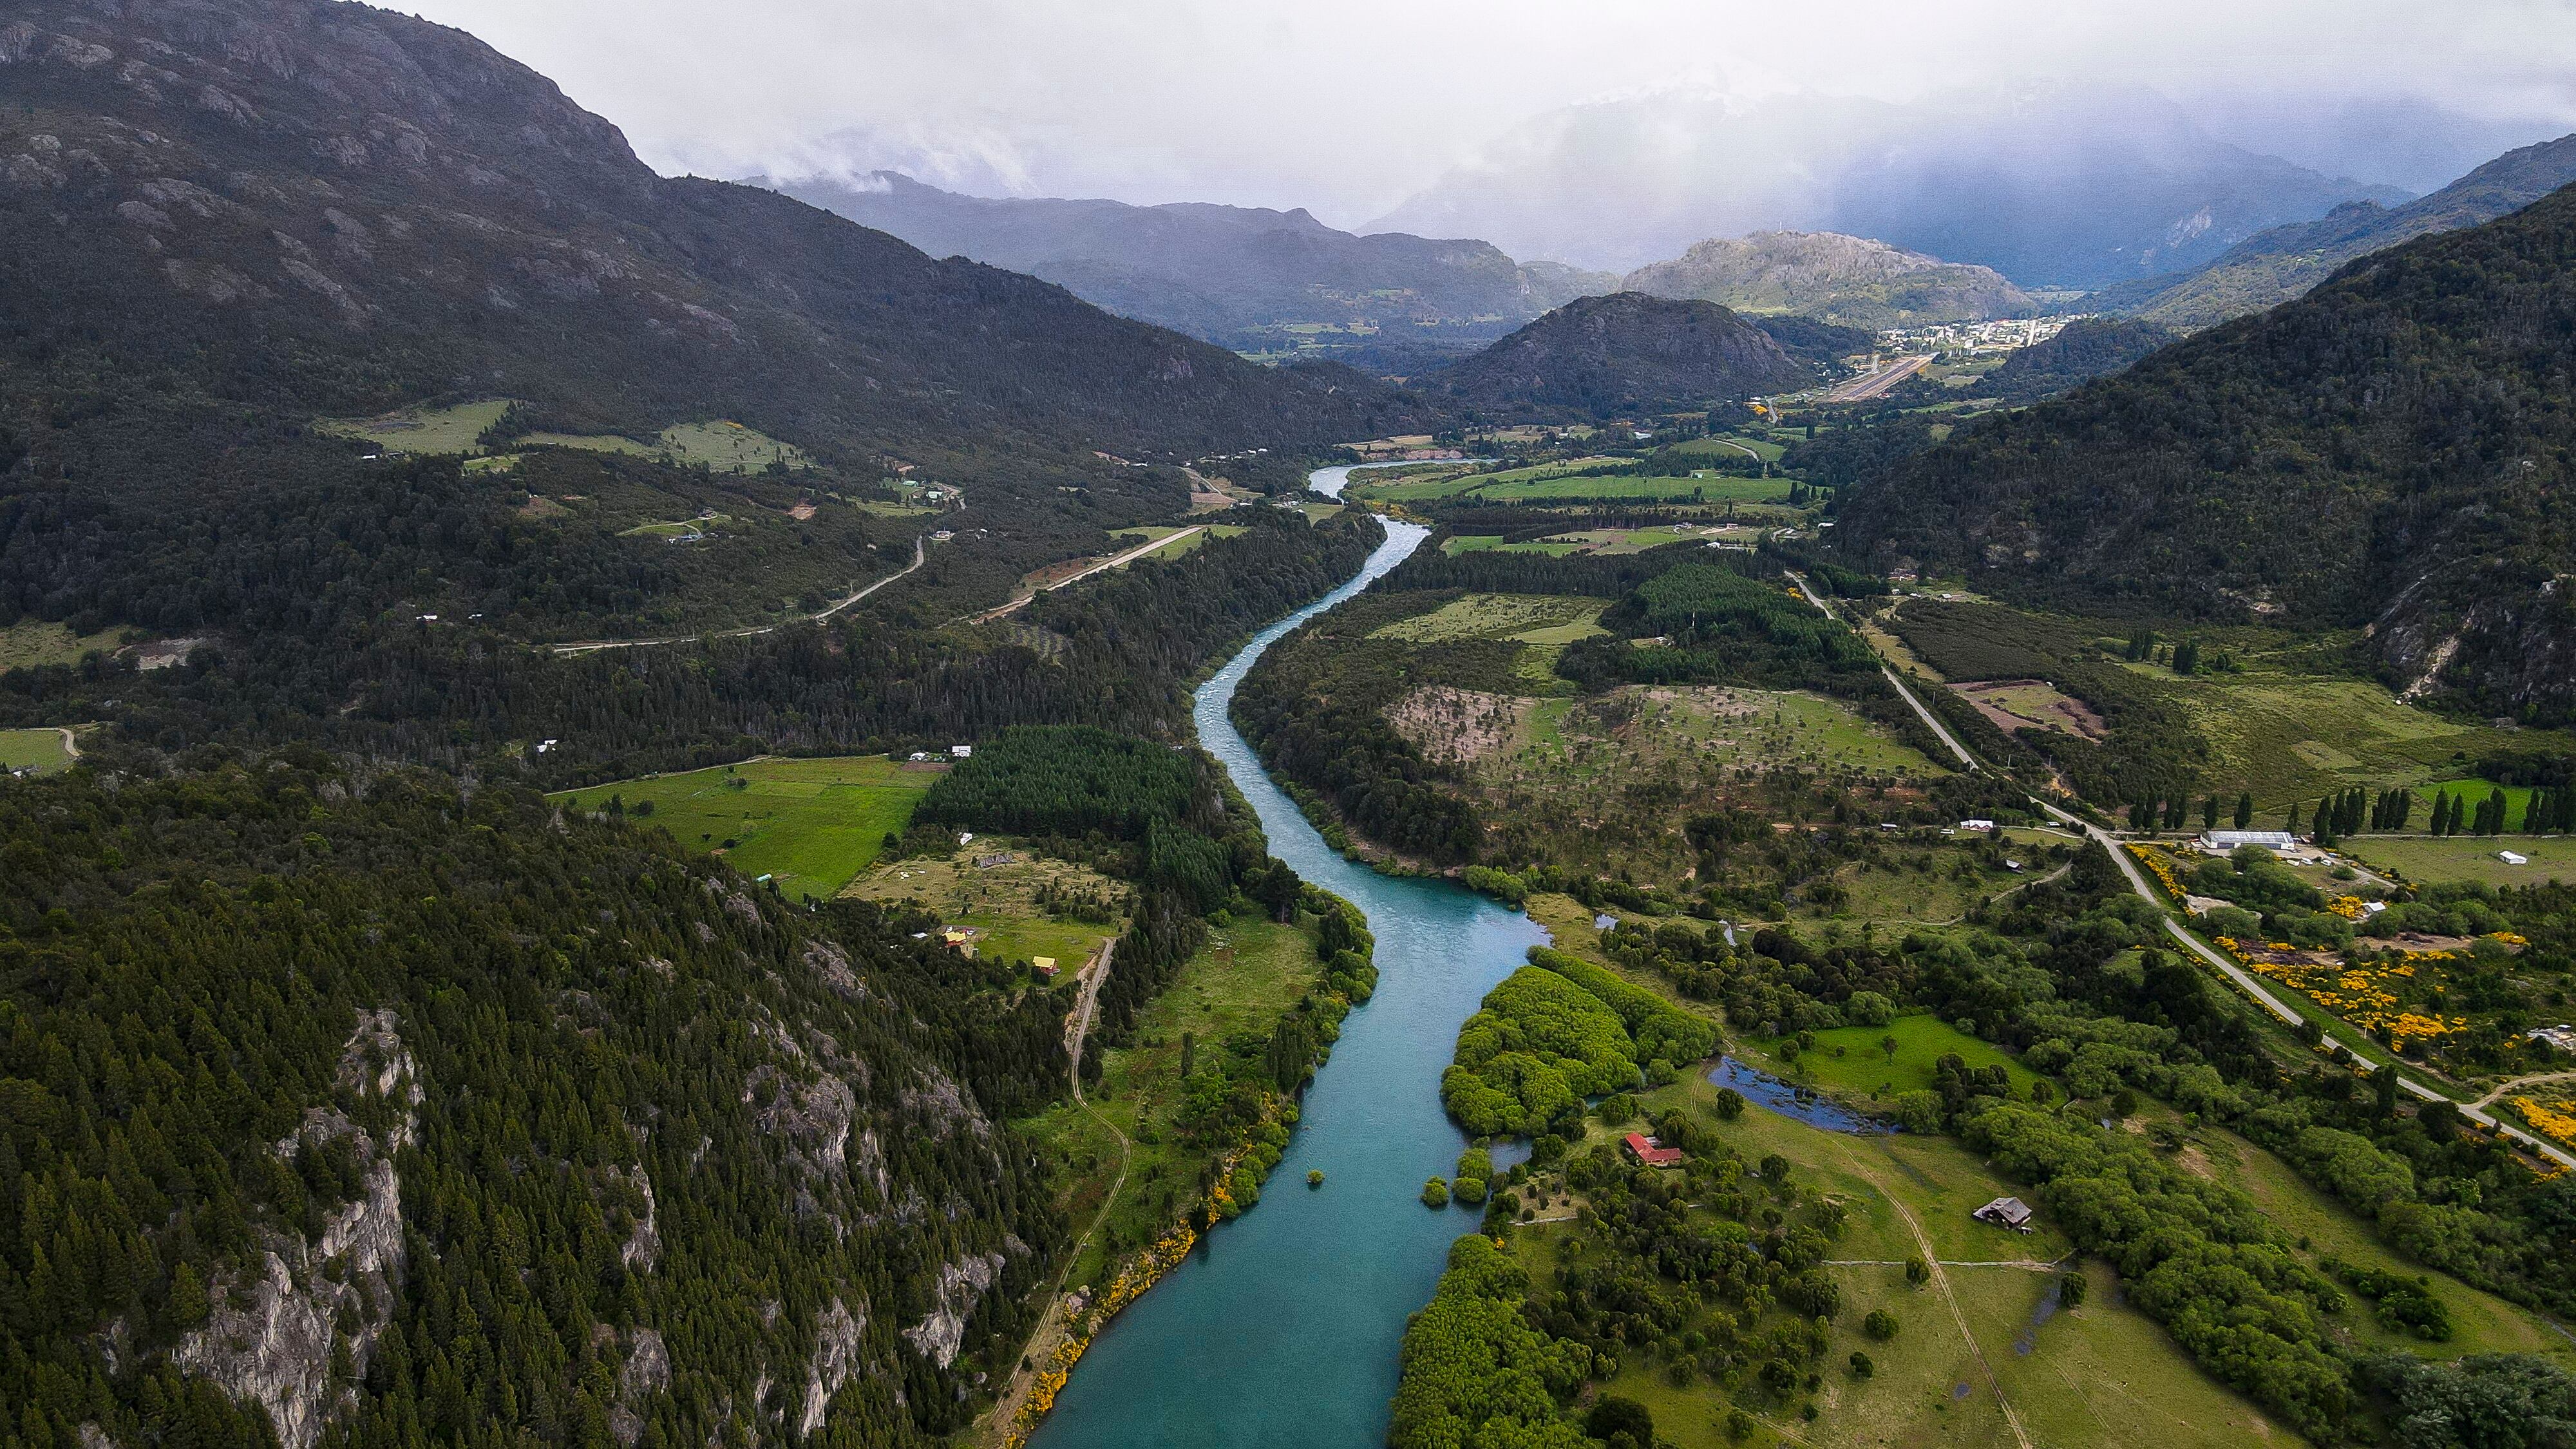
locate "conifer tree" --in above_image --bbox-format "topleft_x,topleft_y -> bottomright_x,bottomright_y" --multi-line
2234,792 -> 2254,829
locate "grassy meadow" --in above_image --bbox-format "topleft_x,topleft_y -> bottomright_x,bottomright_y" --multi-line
0,621 -> 122,672
317,398 -> 513,455
554,755 -> 935,898
0,728 -> 77,774
1772,1013 -> 2043,1101
1021,916 -> 1327,1291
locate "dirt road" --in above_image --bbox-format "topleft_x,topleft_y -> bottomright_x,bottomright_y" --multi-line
972,527 -> 1206,624
554,534 -> 927,654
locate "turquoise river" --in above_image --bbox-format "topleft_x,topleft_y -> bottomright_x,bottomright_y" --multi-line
1027,491 -> 1551,1446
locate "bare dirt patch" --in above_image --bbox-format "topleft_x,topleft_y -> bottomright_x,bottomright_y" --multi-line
1949,679 -> 2107,741
1387,686 -> 1535,767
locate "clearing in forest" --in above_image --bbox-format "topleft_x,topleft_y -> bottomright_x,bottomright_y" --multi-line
0,728 -> 78,775
522,420 -> 814,473
842,844 -> 1127,971
1368,593 -> 1605,645
553,755 -> 935,899
317,397 -> 515,455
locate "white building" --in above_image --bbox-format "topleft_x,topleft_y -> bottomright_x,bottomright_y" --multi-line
2199,829 -> 2298,856
2499,849 -> 2529,866
1960,819 -> 1996,833
950,743 -> 973,759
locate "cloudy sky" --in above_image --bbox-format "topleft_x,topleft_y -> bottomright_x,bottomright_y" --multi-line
407,0 -> 2575,224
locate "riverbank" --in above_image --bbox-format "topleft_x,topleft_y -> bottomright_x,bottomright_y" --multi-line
1016,514 -> 1555,1449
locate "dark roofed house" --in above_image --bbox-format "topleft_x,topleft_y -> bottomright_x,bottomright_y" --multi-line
1622,1132 -> 1685,1168
1974,1196 -> 2035,1232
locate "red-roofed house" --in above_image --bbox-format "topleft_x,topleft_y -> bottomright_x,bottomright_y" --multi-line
1622,1132 -> 1684,1168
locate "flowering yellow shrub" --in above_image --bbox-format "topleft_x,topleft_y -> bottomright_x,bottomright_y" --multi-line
2128,844 -> 2188,900
2326,896 -> 2367,920
2515,1097 -> 2576,1151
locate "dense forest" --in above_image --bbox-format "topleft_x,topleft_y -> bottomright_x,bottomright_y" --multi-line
1830,182 -> 2576,723
1,511 -> 1382,783
0,757 -> 1070,1449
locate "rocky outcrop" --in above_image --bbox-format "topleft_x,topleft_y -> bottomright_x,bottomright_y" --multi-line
176,1012 -> 418,1449
797,1299 -> 868,1437
901,1253 -> 1007,1369
609,1328 -> 670,1447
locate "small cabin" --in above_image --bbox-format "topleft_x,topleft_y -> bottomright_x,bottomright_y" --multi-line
1974,1196 -> 2035,1232
1622,1132 -> 1685,1168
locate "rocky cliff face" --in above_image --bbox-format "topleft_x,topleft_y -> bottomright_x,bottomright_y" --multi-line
176,1012 -> 419,1449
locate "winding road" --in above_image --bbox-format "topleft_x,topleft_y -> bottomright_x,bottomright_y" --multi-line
1785,573 -> 2576,1173
553,534 -> 928,654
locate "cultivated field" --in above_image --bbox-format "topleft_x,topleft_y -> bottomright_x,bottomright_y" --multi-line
554,755 -> 936,898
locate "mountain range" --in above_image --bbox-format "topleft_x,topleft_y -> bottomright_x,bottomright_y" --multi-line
766,171 -> 1615,361
0,0 -> 1414,477
1831,179 -> 2576,722
1369,85 -> 2411,287
2103,133 -> 2576,328
1621,231 -> 2033,330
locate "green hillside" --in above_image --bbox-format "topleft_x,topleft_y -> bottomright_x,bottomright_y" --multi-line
1832,182 -> 2576,724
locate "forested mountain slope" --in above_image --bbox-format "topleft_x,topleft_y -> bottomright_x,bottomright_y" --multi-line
1831,182 -> 2576,722
1980,316 -> 2181,401
0,0 -> 1414,461
768,171 -> 1614,360
0,758 -> 1068,1449
2114,133 -> 2576,328
1429,294 -> 1812,419
1622,230 -> 2033,330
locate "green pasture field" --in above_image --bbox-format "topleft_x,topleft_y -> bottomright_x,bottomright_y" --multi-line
2341,834 -> 2576,888
0,621 -> 122,672
1369,593 -> 1606,645
855,500 -> 938,517
1766,1012 -> 2041,1101
1021,916 -> 1327,1290
523,421 -> 813,474
1673,434 -> 1787,462
554,755 -> 934,899
1113,523 -> 1249,562
2416,777 -> 2541,829
317,398 -> 514,455
0,728 -> 77,774
1475,473 -> 1788,504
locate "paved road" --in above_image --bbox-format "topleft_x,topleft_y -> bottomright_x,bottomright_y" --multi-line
554,534 -> 927,654
1824,354 -> 1933,404
1785,573 -> 2576,1172
971,526 -> 1206,623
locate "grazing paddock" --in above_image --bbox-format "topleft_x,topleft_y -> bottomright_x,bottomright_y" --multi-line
554,755 -> 934,900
